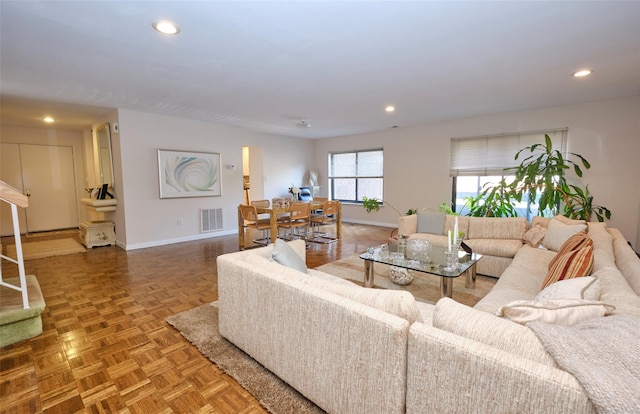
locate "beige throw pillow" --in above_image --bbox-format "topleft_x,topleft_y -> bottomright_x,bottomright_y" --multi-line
523,223 -> 547,247
542,218 -> 587,251
496,299 -> 615,326
535,276 -> 601,302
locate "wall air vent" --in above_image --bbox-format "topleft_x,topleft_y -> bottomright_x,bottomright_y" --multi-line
201,208 -> 223,233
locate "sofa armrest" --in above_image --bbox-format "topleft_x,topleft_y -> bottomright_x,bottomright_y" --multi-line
398,214 -> 418,237
406,323 -> 595,414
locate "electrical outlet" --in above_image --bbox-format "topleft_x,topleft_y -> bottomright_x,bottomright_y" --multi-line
177,218 -> 184,226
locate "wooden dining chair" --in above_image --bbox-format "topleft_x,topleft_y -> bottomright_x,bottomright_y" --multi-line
309,200 -> 339,243
239,204 -> 271,247
250,199 -> 270,208
277,202 -> 311,241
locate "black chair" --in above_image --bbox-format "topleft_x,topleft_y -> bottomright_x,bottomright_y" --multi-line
298,186 -> 313,201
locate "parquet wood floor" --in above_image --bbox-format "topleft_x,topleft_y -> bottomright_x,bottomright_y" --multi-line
0,223 -> 392,413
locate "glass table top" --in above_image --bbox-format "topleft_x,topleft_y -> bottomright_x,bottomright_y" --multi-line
359,245 -> 482,278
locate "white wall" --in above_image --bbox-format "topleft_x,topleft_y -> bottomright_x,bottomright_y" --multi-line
313,96 -> 640,249
115,109 -> 314,249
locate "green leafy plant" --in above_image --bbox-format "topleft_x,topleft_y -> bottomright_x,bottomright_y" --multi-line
439,202 -> 456,215
503,134 -> 610,221
562,185 -> 612,222
456,134 -> 611,221
465,179 -> 519,217
362,196 -> 416,216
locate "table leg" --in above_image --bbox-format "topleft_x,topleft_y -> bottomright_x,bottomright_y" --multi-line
238,205 -> 245,250
336,203 -> 342,239
440,278 -> 453,298
465,264 -> 477,289
270,211 -> 278,243
364,260 -> 374,288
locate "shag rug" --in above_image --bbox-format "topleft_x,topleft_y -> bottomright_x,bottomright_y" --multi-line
316,254 -> 496,307
166,303 -> 324,414
3,238 -> 86,260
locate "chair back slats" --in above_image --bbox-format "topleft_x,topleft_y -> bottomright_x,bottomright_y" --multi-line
239,204 -> 258,223
323,200 -> 339,216
251,199 -> 270,208
289,202 -> 311,221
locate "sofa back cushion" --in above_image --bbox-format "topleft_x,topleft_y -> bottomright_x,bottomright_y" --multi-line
304,269 -> 423,324
432,298 -> 557,367
443,215 -> 470,237
416,211 -> 445,234
468,216 -> 528,240
609,228 -> 640,296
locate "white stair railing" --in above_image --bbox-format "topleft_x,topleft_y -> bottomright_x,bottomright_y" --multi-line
0,180 -> 30,309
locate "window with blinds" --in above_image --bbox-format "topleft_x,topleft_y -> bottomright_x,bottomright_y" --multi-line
328,149 -> 383,203
450,129 -> 567,177
450,128 -> 568,217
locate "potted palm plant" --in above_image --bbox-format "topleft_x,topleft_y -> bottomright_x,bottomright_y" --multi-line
504,134 -> 611,221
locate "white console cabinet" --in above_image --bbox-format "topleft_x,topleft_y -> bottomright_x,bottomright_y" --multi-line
80,221 -> 116,248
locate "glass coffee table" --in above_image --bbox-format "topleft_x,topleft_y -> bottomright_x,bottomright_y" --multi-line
359,245 -> 482,298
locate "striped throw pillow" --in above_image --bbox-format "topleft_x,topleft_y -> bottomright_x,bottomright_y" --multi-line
548,231 -> 593,270
541,246 -> 594,289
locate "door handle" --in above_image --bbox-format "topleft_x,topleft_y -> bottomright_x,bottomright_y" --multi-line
25,189 -> 31,197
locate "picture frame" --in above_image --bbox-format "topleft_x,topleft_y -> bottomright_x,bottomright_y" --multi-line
158,149 -> 222,199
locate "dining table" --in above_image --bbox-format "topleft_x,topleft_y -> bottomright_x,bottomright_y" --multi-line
238,200 -> 342,250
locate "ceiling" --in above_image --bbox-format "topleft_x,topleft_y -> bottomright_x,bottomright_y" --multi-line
1,1 -> 639,139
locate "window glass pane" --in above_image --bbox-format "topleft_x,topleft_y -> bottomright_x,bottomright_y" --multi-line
331,153 -> 356,176
332,178 -> 355,200
357,151 -> 383,177
357,178 -> 383,201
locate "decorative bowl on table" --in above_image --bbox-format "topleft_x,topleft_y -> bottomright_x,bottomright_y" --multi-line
389,266 -> 414,285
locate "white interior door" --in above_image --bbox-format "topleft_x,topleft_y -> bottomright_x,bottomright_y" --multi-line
10,144 -> 79,233
0,143 -> 28,235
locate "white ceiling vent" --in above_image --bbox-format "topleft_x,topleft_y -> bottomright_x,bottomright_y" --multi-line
201,208 -> 223,233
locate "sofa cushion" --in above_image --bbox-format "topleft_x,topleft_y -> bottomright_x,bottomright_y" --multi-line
609,228 -> 640,296
473,245 -> 556,314
541,246 -> 594,289
535,276 -> 601,302
496,299 -> 615,326
523,223 -> 547,248
554,215 -> 587,226
594,264 -> 640,319
465,238 -> 523,258
548,231 -> 593,269
270,238 -> 308,273
443,215 -> 469,237
416,211 -> 445,234
468,217 -> 528,240
433,298 -> 557,367
304,270 -> 423,324
542,218 -> 587,251
531,215 -> 551,229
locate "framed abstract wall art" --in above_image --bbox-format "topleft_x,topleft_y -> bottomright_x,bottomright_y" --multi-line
158,149 -> 222,198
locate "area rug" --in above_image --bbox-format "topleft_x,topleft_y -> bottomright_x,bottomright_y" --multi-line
2,238 -> 86,260
166,303 -> 324,414
316,254 -> 496,307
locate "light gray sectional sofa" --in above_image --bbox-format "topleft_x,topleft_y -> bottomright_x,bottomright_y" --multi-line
217,220 -> 640,414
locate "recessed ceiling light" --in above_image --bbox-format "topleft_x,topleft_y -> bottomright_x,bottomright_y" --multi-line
385,105 -> 396,113
153,20 -> 180,35
43,116 -> 55,123
573,69 -> 593,77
